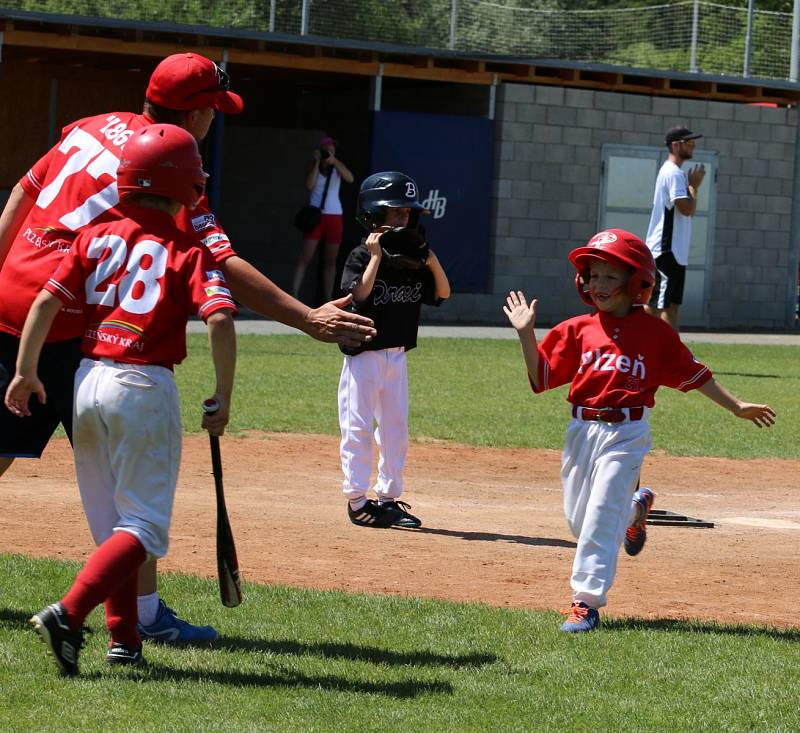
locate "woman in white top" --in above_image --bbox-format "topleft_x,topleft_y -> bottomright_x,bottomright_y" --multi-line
292,136 -> 354,301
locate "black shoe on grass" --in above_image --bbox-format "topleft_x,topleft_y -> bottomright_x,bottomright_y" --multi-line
107,642 -> 145,666
30,603 -> 85,676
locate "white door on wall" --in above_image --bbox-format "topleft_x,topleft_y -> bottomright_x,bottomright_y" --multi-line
598,144 -> 717,328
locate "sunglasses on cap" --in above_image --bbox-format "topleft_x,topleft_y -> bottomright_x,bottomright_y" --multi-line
185,63 -> 231,101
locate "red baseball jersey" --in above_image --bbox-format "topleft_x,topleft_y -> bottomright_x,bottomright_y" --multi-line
43,206 -> 236,368
0,111 -> 235,342
533,307 -> 712,408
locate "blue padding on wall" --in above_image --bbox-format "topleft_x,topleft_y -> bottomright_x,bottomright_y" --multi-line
369,110 -> 493,293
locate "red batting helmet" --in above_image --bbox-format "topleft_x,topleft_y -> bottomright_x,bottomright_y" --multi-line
117,124 -> 208,209
568,229 -> 656,306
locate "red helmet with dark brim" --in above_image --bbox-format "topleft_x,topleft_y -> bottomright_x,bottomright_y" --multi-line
117,124 -> 208,209
568,229 -> 656,306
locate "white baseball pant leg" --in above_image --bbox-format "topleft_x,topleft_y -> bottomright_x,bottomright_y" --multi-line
561,414 -> 651,608
73,358 -> 182,559
339,348 -> 408,501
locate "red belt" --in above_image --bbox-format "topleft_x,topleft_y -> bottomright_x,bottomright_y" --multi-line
572,406 -> 644,423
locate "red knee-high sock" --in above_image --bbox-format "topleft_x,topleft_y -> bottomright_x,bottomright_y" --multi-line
61,531 -> 147,630
105,573 -> 141,649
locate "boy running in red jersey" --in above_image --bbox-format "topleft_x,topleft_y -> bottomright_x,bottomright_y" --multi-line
503,229 -> 774,633
5,124 -> 236,673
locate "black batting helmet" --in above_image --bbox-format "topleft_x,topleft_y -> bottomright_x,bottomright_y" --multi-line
356,171 -> 427,230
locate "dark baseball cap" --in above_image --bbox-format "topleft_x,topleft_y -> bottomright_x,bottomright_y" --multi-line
146,53 -> 244,114
665,125 -> 702,145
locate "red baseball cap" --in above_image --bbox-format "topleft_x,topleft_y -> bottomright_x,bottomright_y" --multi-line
146,53 -> 244,114
319,136 -> 337,147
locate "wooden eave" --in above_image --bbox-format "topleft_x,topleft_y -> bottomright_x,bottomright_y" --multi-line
1,10 -> 799,105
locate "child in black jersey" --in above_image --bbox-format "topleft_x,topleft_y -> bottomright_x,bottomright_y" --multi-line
338,171 -> 450,529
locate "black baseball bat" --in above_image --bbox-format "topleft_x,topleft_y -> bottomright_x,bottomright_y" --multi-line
202,398 -> 242,608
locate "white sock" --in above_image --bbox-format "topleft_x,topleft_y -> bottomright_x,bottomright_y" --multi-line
137,592 -> 160,626
349,497 -> 367,511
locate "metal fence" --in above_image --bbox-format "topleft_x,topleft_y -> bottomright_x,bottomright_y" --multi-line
4,1 -> 796,80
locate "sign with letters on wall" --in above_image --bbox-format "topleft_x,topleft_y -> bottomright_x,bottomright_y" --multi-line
369,110 -> 493,293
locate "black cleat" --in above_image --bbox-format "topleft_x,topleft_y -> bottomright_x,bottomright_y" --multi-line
106,642 -> 145,666
30,603 -> 85,676
348,499 -> 403,528
379,500 -> 422,528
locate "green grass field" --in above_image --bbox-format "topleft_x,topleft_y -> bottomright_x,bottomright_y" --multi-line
3,554 -> 800,733
5,334 -> 798,731
177,334 -> 798,459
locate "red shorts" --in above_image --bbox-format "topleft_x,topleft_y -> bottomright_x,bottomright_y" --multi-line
305,213 -> 343,246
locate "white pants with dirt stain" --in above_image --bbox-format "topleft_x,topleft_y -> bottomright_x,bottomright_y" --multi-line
73,358 -> 182,559
338,348 -> 408,501
561,412 -> 652,609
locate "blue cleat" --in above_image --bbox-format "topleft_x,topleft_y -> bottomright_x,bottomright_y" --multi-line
137,600 -> 218,644
560,602 -> 600,633
624,487 -> 655,557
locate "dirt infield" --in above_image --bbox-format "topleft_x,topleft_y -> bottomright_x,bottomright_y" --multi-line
2,433 -> 797,627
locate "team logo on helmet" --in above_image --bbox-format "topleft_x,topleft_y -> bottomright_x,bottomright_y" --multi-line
405,181 -> 417,199
587,230 -> 618,248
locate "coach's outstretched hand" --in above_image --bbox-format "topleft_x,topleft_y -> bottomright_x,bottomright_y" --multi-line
5,372 -> 46,417
304,294 -> 377,348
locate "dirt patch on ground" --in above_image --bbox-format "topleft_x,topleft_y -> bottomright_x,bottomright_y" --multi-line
2,434 -> 797,627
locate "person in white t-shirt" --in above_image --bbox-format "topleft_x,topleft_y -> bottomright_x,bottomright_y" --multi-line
292,136 -> 354,301
644,125 -> 706,331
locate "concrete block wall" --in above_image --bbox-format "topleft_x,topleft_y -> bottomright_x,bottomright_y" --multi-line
425,83 -> 799,330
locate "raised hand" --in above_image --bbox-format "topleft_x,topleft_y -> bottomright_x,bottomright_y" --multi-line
365,229 -> 386,259
503,291 -> 538,334
688,164 -> 706,189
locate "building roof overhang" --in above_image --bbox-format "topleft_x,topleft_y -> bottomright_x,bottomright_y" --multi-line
1,7 -> 798,105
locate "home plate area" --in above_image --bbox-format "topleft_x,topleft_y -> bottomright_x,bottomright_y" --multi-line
647,508 -> 714,528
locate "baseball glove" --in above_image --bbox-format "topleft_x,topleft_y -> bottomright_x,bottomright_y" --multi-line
379,226 -> 429,270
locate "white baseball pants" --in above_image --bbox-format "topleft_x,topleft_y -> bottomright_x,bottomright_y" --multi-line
561,412 -> 651,608
73,358 -> 182,559
338,348 -> 408,501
